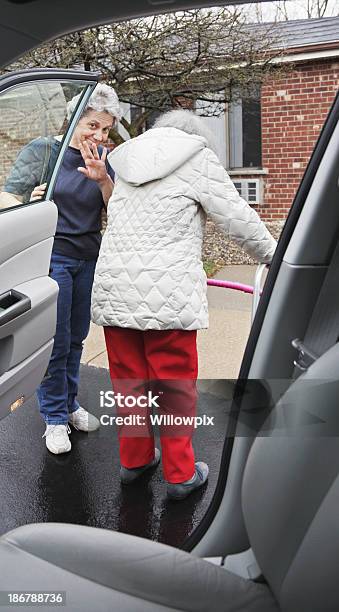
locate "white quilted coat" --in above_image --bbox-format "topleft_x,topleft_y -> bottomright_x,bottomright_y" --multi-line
91,127 -> 276,331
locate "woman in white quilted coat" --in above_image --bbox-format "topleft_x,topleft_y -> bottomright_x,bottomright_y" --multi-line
91,109 -> 276,500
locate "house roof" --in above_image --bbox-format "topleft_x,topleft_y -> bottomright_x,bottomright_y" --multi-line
255,16 -> 339,52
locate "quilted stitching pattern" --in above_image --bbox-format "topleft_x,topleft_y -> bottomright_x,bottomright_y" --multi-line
200,149 -> 277,263
91,132 -> 276,331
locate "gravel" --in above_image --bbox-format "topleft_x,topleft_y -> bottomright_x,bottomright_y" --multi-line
202,218 -> 284,268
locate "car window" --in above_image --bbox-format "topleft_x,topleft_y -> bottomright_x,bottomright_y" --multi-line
0,80 -> 88,210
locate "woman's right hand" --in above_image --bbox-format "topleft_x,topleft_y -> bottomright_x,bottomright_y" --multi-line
30,183 -> 47,202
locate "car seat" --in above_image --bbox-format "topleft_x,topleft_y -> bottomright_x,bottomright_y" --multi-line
0,342 -> 338,611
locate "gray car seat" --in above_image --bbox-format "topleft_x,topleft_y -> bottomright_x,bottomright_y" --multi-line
1,343 -> 338,612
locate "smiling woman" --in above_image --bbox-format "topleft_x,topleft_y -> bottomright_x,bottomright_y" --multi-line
33,84 -> 122,455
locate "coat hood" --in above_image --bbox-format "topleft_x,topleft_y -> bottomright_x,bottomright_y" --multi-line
107,127 -> 207,186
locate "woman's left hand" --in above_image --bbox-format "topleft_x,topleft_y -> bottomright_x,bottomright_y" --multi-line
78,140 -> 109,184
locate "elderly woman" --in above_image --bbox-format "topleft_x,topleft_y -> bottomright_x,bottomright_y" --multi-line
2,84 -> 122,454
91,109 -> 276,500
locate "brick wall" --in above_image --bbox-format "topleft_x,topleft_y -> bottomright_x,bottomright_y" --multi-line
256,58 -> 338,221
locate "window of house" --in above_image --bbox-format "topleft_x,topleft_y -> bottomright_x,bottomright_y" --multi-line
228,87 -> 262,169
232,179 -> 261,205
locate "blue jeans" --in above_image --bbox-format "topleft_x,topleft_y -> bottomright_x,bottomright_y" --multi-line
37,253 -> 96,424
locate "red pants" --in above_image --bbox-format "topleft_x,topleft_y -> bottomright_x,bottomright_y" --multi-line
104,327 -> 198,483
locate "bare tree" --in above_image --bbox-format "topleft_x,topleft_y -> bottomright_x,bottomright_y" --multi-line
8,9 -> 287,143
249,0 -> 338,22
274,1 -> 290,21
306,0 -> 332,18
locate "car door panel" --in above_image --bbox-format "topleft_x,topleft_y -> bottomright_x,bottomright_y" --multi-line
0,276 -> 58,370
0,70 -> 100,421
0,200 -> 58,269
0,341 -> 53,419
0,199 -> 58,423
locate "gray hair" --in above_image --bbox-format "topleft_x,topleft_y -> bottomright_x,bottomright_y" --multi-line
153,109 -> 215,150
67,83 -> 122,122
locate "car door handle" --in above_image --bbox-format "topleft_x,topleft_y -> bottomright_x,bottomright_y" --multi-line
0,289 -> 31,326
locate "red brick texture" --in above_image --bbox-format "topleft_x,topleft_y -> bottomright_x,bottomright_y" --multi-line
257,59 -> 338,221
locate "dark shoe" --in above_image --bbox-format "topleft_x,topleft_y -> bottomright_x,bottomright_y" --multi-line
167,462 -> 209,500
120,448 -> 161,484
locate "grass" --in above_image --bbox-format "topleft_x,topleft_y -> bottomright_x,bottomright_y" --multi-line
203,260 -> 220,278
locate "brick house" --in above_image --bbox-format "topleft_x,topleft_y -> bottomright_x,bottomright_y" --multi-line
120,16 -> 339,261
206,16 -> 339,223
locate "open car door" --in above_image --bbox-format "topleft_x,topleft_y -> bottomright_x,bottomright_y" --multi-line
0,69 -> 100,421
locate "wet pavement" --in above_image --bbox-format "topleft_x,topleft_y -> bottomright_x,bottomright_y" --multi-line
0,365 -> 230,549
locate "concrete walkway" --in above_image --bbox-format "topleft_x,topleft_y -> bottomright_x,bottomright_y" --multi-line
82,265 -> 265,379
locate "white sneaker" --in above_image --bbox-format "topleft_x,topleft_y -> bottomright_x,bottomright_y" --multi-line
68,407 -> 100,432
43,424 -> 71,454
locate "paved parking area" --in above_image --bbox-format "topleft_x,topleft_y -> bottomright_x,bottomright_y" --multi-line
0,368 -> 231,548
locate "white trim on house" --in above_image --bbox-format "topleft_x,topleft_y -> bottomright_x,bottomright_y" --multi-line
117,101 -> 131,140
228,168 -> 269,176
271,48 -> 339,64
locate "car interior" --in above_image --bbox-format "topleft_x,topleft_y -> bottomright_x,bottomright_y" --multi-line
0,1 -> 338,610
